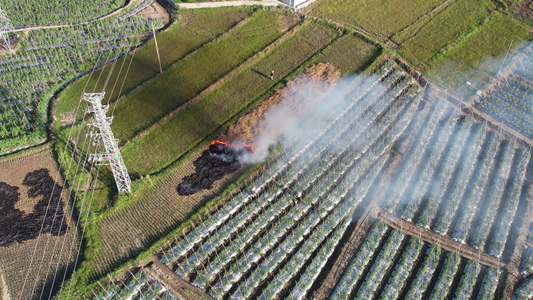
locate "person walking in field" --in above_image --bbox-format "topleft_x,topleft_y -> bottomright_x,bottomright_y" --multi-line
270,70 -> 274,80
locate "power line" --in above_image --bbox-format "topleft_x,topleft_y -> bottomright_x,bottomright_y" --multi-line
0,3 -> 14,52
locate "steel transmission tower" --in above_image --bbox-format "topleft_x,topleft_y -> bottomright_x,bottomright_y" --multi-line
0,4 -> 14,52
83,92 -> 131,194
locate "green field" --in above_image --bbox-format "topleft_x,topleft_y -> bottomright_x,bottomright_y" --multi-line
122,20 -> 338,175
55,9 -> 251,130
311,32 -> 381,75
110,10 -> 299,143
397,0 -> 495,66
428,12 -> 532,97
308,0 -> 444,36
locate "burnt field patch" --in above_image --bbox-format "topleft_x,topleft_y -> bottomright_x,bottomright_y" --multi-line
0,168 -> 68,247
177,141 -> 253,195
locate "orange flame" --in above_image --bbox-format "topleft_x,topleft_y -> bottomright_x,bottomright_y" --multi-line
210,140 -> 229,147
210,140 -> 254,152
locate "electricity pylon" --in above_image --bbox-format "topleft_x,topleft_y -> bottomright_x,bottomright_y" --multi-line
83,92 -> 131,194
0,4 -> 14,52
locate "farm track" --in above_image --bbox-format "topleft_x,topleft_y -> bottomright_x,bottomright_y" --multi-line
428,83 -> 533,148
176,0 -> 289,9
145,259 -> 214,300
376,208 -> 505,270
311,202 -> 377,299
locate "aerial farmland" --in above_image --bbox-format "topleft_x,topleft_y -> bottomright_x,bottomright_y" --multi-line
0,0 -> 532,299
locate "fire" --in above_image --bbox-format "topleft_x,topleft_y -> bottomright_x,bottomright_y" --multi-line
210,140 -> 254,152
210,140 -> 229,147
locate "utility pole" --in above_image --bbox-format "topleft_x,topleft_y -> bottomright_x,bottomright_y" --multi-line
83,92 -> 131,194
152,21 -> 162,74
0,3 -> 14,52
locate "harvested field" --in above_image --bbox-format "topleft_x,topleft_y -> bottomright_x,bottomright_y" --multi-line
220,62 -> 341,143
136,0 -> 170,24
0,145 -> 79,300
311,32 -> 381,75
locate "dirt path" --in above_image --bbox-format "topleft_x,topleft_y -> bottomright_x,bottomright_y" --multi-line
376,208 -> 506,270
312,203 -> 377,299
427,82 -> 533,148
145,259 -> 214,300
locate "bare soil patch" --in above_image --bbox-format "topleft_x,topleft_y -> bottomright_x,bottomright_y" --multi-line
136,1 -> 170,24
507,0 -> 533,21
220,63 -> 341,143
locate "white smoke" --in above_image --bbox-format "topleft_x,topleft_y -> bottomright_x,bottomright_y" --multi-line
239,73 -> 371,164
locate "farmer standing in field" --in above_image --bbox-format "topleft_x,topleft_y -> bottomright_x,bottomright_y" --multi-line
270,70 -> 274,80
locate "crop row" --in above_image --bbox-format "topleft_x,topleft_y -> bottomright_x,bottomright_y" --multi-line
477,95 -> 533,138
405,244 -> 441,298
429,119 -> 482,234
454,260 -> 481,299
514,277 -> 533,300
331,222 -> 390,299
402,113 -> 474,223
0,5 -> 157,149
417,120 -> 486,231
333,223 -> 505,299
379,237 -> 424,299
211,85 -> 418,298
0,0 -> 121,27
487,148 -> 530,257
91,270 -> 174,300
471,141 -> 516,250
214,84 -> 419,299
160,64 -> 402,266
154,64 -> 422,300
354,230 -> 406,299
382,92 -> 530,257
451,132 -> 501,243
476,74 -> 533,139
382,98 -> 451,213
428,252 -> 461,299
520,246 -> 533,275
477,268 -> 500,299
